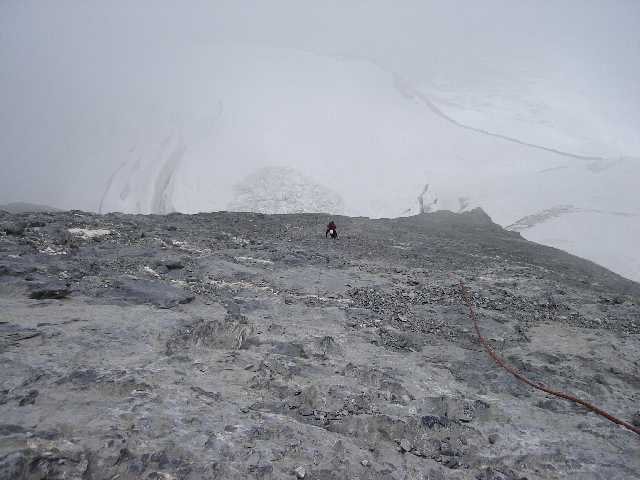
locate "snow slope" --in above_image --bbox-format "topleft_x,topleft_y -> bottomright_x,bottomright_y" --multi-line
228,167 -> 344,215
83,45 -> 640,281
424,80 -> 639,160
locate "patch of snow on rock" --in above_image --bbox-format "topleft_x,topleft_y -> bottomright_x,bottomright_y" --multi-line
68,228 -> 112,239
228,167 -> 344,215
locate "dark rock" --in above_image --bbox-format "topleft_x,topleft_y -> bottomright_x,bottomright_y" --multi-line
128,458 -> 146,475
283,254 -> 305,266
317,335 -> 340,356
476,467 -> 522,480
29,281 -> 71,299
152,265 -> 169,275
272,341 -> 307,358
427,469 -> 445,480
0,424 -> 26,435
18,390 -> 38,406
165,259 -> 185,270
0,221 -> 26,236
598,296 -> 626,305
147,471 -> 168,479
191,386 -> 221,401
0,452 -> 26,479
378,326 -> 424,351
34,429 -> 60,440
58,369 -> 99,386
102,277 -> 194,308
444,457 -> 461,469
399,438 -> 413,453
0,324 -> 41,349
439,440 -> 461,457
0,258 -> 38,277
157,257 -> 185,270
536,399 -> 562,412
150,450 -> 171,469
632,412 -> 640,427
458,412 -> 473,422
421,415 -> 449,429
249,463 -> 274,478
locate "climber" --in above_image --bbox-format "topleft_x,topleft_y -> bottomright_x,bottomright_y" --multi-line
326,220 -> 338,239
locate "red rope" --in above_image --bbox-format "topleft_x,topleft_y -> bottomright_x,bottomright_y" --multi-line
456,278 -> 640,437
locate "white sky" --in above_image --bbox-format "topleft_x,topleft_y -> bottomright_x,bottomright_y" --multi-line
1,1 -> 639,209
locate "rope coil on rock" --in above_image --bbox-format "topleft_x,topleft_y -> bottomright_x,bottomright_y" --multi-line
455,278 -> 640,437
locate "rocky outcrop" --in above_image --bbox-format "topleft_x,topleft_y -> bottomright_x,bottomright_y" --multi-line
1,209 -> 639,479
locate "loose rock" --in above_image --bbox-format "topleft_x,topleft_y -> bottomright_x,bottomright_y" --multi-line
0,209 -> 639,480
29,281 -> 71,300
399,439 -> 413,453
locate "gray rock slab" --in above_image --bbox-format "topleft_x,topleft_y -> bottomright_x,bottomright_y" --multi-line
0,209 -> 639,480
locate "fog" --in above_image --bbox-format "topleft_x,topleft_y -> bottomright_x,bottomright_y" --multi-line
1,1 -> 640,278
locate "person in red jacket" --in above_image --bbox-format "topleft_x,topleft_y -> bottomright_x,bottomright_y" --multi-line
326,220 -> 338,239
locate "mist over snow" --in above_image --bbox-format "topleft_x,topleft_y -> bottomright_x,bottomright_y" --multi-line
1,1 -> 639,280
227,167 -> 345,216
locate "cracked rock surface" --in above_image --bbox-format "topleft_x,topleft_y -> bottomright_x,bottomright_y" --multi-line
1,208 -> 639,479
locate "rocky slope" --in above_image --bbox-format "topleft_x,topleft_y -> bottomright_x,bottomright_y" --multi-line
1,208 -> 639,480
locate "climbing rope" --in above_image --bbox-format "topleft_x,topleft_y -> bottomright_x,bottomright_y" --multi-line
456,278 -> 640,437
